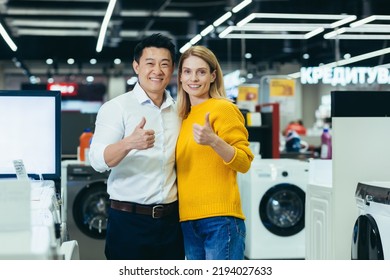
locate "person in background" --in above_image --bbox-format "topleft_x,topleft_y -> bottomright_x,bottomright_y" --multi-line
175,45 -> 254,260
89,33 -> 184,260
283,119 -> 307,136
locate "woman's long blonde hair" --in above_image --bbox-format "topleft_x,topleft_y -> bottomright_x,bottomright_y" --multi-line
177,45 -> 228,119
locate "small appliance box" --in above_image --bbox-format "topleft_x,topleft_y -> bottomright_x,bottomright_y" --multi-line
0,179 -> 59,259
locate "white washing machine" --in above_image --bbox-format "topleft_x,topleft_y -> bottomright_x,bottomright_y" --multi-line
61,160 -> 110,260
238,158 -> 309,259
351,181 -> 390,260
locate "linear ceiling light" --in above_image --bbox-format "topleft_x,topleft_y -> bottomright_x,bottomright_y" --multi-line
15,28 -> 174,38
222,33 -> 307,39
121,10 -> 191,17
7,8 -> 105,16
180,0 -> 253,52
120,30 -> 173,38
323,27 -> 347,39
330,15 -> 357,28
288,47 -> 390,78
96,0 -> 117,53
179,42 -> 192,54
324,23 -> 390,40
233,23 -> 328,31
304,27 -> 325,39
219,24 -> 327,39
219,26 -> 234,38
15,29 -> 96,36
213,12 -> 232,27
0,22 -> 17,51
240,12 -> 353,20
230,13 -> 355,40
350,15 -> 378,28
232,0 -> 252,13
7,8 -> 190,18
334,47 -> 390,67
9,19 -> 100,28
190,34 -> 202,45
326,34 -> 390,40
200,25 -> 214,37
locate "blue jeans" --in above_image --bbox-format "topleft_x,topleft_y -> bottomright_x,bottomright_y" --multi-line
181,216 -> 246,260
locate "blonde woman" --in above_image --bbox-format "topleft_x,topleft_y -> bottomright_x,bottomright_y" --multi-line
176,45 -> 254,260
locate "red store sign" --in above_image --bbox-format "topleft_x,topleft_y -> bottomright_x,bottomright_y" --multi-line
47,82 -> 79,96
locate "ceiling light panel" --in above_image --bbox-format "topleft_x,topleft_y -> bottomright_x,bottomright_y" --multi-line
225,12 -> 357,40
9,19 -> 100,29
325,15 -> 390,40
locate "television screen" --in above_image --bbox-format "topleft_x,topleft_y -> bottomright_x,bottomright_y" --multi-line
0,90 -> 61,180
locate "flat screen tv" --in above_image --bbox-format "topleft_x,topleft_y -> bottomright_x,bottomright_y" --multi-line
0,90 -> 61,180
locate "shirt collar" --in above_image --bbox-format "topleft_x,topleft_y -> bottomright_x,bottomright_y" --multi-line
132,82 -> 175,109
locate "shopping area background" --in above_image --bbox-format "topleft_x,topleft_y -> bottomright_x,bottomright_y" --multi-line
1,0 -> 390,261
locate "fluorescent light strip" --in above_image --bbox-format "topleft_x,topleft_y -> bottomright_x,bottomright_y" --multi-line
96,0 -> 117,53
31,0 -> 108,2
232,0 -> 252,13
7,8 -> 105,16
213,12 -> 232,27
325,47 -> 390,67
247,12 -> 353,20
327,34 -> 390,40
304,27 -> 325,39
120,30 -> 173,38
200,25 -> 214,37
180,1 -> 252,53
223,24 -> 327,39
179,43 -> 192,53
245,23 -> 333,29
323,27 -> 347,39
219,26 -> 234,38
342,25 -> 390,33
0,23 -> 17,51
10,19 -> 100,28
190,34 -> 202,45
154,11 -> 192,17
7,8 -> 190,18
235,12 -> 356,39
330,15 -> 357,28
288,47 -> 390,78
237,13 -> 256,27
121,10 -> 191,17
223,33 -> 306,39
16,29 -> 97,36
231,24 -> 321,32
350,15 -> 377,28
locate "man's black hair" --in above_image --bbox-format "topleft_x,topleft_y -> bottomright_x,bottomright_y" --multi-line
133,33 -> 176,64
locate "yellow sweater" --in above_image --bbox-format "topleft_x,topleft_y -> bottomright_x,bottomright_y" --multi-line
176,98 -> 254,222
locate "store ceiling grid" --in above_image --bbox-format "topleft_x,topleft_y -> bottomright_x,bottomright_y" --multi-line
0,0 -> 389,75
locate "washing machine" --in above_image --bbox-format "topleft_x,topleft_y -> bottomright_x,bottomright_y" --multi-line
62,160 -> 110,260
351,181 -> 390,260
238,158 -> 309,259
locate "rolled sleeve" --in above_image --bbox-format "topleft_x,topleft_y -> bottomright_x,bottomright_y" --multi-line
89,142 -> 110,172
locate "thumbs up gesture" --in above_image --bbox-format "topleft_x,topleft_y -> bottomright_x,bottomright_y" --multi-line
192,112 -> 219,147
125,117 -> 155,150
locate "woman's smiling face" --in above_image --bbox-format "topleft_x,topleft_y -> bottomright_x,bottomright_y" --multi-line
180,55 -> 216,105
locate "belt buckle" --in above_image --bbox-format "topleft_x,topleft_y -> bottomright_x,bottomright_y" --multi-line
152,205 -> 164,219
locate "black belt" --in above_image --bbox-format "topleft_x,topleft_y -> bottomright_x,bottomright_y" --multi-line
110,200 -> 177,219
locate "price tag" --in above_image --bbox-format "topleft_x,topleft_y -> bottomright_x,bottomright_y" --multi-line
13,159 -> 29,180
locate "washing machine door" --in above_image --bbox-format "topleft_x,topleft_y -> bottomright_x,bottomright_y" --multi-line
351,214 -> 384,260
73,181 -> 110,239
259,183 -> 305,236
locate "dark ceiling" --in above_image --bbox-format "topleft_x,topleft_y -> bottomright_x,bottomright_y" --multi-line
0,0 -> 389,76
